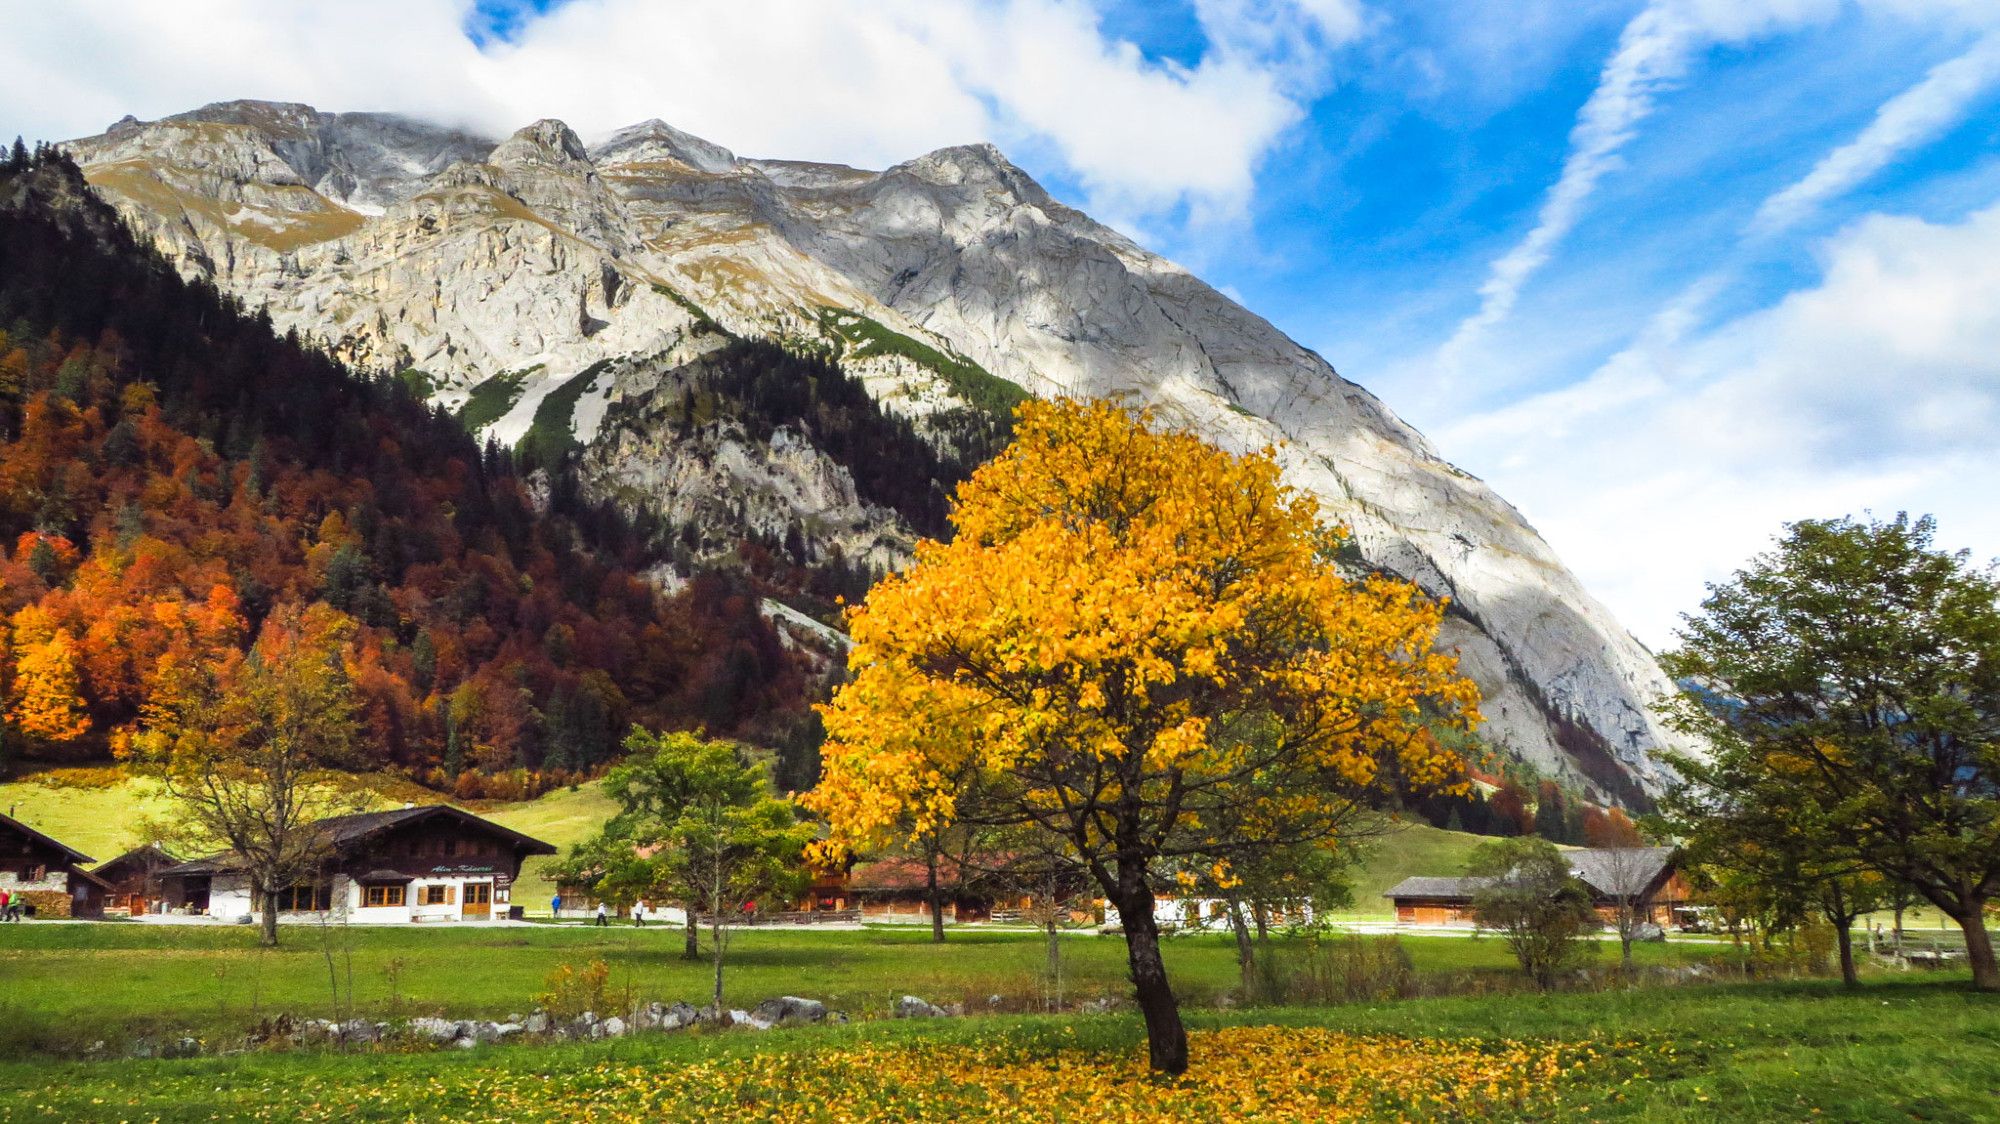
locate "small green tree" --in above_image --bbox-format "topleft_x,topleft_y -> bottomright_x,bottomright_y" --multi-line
1466,837 -> 1599,988
588,729 -> 813,1007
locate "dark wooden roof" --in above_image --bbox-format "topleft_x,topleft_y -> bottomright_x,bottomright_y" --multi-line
161,804 -> 556,876
92,843 -> 181,882
1382,875 -> 1487,900
0,810 -> 95,865
310,805 -> 557,855
849,856 -> 978,892
1384,847 -> 1679,903
1566,847 -> 1677,899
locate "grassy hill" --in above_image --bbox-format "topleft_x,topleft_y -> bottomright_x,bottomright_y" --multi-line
1340,821 -> 1495,918
0,771 -> 1502,916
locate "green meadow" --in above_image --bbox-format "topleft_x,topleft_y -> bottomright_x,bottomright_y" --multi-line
0,969 -> 1991,1122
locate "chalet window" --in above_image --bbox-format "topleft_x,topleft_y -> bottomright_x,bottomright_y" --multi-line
363,883 -> 406,907
420,884 -> 453,906
24,864 -> 44,882
278,884 -> 333,911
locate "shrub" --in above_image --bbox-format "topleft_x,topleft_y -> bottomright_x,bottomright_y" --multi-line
536,959 -> 610,1020
1251,935 -> 1417,1005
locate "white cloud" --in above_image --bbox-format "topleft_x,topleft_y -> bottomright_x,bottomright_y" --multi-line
1440,200 -> 2000,646
1751,32 -> 2000,234
0,0 -> 1362,226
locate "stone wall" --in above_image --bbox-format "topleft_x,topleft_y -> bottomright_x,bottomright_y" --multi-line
13,889 -> 73,918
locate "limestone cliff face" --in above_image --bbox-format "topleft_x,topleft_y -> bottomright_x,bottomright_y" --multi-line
65,100 -> 1697,800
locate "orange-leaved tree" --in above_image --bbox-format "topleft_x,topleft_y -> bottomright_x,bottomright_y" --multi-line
805,399 -> 1479,1074
124,602 -> 366,948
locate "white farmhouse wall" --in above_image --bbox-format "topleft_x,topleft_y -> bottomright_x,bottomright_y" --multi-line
208,873 -> 255,920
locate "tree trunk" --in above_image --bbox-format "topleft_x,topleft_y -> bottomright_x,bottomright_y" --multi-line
1619,904 -> 1634,976
1826,882 -> 1859,988
1226,896 -> 1256,999
259,887 -> 280,948
710,855 -> 728,1012
711,918 -> 726,1012
1252,900 -> 1270,943
1956,901 -> 1998,991
926,849 -> 946,943
1116,878 -> 1188,1075
1834,917 -> 1858,987
683,906 -> 700,960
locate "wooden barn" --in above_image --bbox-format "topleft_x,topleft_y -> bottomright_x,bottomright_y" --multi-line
1381,875 -> 1481,926
0,811 -> 109,919
91,843 -> 182,917
1385,847 -> 1687,927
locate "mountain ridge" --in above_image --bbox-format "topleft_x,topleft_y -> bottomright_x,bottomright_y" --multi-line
61,100 -> 1697,803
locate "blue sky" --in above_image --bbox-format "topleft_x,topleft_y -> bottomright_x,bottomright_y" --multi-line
7,0 -> 2000,645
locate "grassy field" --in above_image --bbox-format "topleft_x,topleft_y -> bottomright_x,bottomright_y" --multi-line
0,771 -> 1491,916
0,970 -> 1992,1121
0,922 -> 1728,1056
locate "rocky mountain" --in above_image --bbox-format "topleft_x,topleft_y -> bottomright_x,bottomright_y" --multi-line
62,100 -> 1697,802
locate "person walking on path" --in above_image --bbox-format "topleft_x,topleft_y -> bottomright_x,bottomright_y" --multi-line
0,888 -> 12,922
633,900 -> 646,927
550,893 -> 562,920
594,901 -> 609,927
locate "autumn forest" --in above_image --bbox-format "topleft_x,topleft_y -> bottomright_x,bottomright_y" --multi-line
0,149 -> 811,795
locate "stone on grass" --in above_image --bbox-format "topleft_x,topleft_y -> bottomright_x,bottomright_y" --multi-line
659,1001 -> 699,1031
894,995 -> 949,1019
750,997 -> 826,1027
408,1017 -> 462,1042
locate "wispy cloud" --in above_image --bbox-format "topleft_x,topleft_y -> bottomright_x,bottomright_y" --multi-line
1751,32 -> 2000,234
1429,0 -> 1852,384
1436,4 -> 1701,372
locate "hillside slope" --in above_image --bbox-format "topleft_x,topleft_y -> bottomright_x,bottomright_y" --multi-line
63,102 -> 1699,801
0,150 -> 809,777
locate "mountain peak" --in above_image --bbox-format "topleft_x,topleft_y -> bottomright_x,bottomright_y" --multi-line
163,99 -> 324,135
493,118 -> 590,165
896,142 -> 1050,207
592,118 -> 737,175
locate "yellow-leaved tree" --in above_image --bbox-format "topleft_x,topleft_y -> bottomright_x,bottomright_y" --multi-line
8,607 -> 90,746
806,399 -> 1479,1074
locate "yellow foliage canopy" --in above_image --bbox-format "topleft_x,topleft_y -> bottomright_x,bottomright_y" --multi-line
807,398 -> 1479,867
7,614 -> 90,743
